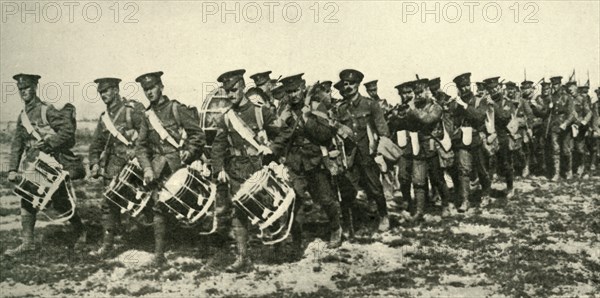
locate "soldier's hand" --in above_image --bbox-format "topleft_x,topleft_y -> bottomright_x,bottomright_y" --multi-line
143,168 -> 155,185
34,140 -> 51,152
7,171 -> 18,182
90,164 -> 101,179
455,97 -> 468,109
180,150 -> 192,163
217,170 -> 229,183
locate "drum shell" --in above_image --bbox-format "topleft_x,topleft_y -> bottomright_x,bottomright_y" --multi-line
161,169 -> 213,216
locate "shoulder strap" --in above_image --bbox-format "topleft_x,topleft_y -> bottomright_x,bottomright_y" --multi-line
125,102 -> 133,129
172,101 -> 182,128
20,110 -> 43,141
40,104 -> 49,126
255,106 -> 264,130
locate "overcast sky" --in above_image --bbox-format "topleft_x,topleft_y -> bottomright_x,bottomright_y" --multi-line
1,1 -> 599,121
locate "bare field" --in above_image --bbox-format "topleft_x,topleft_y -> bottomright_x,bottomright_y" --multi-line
0,140 -> 599,297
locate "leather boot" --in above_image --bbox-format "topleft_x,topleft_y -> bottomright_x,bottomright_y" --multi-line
550,155 -> 560,181
150,213 -> 167,266
412,188 -> 426,220
226,218 -> 250,272
565,154 -> 573,180
5,210 -> 36,256
328,225 -> 342,248
90,213 -> 117,258
70,213 -> 87,250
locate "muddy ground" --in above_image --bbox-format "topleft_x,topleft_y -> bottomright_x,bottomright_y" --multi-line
0,143 -> 599,297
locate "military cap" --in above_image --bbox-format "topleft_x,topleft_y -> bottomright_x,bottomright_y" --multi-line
281,74 -> 306,91
13,73 -> 41,89
476,82 -> 486,90
521,80 -> 534,88
453,73 -> 471,88
333,80 -> 344,91
414,78 -> 429,92
549,76 -> 562,85
565,81 -> 577,87
249,71 -> 272,86
428,77 -> 441,90
483,77 -> 501,89
505,81 -> 517,89
135,71 -> 164,90
578,86 -> 589,92
94,77 -> 122,92
395,81 -> 414,91
541,81 -> 551,88
246,87 -> 269,105
271,85 -> 286,100
217,69 -> 246,90
363,80 -> 378,91
339,69 -> 364,83
320,80 -> 332,90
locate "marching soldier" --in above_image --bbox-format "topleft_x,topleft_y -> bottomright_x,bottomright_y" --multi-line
486,76 -> 518,198
334,69 -> 391,232
5,74 -> 86,256
449,73 -> 492,211
506,81 -> 534,177
567,81 -> 592,178
592,88 -> 600,172
88,78 -> 152,258
529,81 -> 553,176
135,71 -> 206,266
388,81 -> 414,214
364,80 -> 392,113
405,79 -> 451,219
277,74 -> 343,248
547,76 -> 576,181
429,77 -> 451,104
211,69 -> 282,272
249,71 -> 277,110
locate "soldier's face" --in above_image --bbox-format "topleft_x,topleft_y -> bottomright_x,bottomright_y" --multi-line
366,89 -> 378,99
458,85 -> 472,97
226,80 -> 246,106
551,84 -> 560,93
287,86 -> 304,104
568,84 -> 577,94
316,89 -> 332,107
488,85 -> 501,96
522,87 -> 532,96
100,87 -> 119,105
542,87 -> 551,96
144,84 -> 163,103
507,88 -> 516,98
343,81 -> 359,97
399,89 -> 414,102
19,85 -> 36,103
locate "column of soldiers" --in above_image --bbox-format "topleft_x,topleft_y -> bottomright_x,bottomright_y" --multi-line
4,70 -> 599,272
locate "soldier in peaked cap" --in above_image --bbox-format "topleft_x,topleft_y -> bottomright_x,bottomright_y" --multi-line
403,78 -> 451,220
212,69 -> 285,272
545,77 -> 576,181
275,74 -> 343,249
446,73 -> 493,211
88,78 -> 153,258
334,69 -> 392,233
387,81 -> 416,215
590,88 -> 600,172
135,71 -> 207,266
485,76 -> 518,198
529,81 -> 553,175
504,81 -> 533,178
364,80 -> 391,113
313,80 -> 335,110
566,81 -> 593,178
250,71 -> 277,110
429,77 -> 452,106
5,74 -> 87,257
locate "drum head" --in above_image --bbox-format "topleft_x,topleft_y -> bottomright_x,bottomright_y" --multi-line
200,88 -> 231,132
159,168 -> 189,202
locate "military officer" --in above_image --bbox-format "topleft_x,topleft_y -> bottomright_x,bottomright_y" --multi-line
335,69 -> 391,232
567,81 -> 592,178
547,76 -> 576,181
211,69 -> 282,272
88,78 -> 153,258
486,76 -> 518,198
449,73 -> 492,211
6,74 -> 86,256
135,71 -> 206,266
364,80 -> 391,113
277,74 -> 343,248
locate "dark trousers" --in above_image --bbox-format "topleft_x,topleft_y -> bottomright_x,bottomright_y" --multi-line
289,167 -> 341,230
